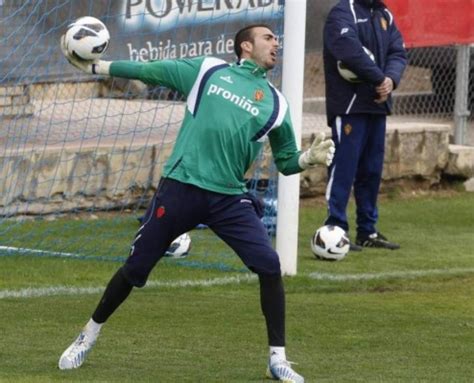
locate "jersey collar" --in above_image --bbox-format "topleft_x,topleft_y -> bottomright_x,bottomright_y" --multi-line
236,59 -> 268,78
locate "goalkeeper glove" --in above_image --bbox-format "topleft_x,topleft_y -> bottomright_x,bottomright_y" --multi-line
60,35 -> 111,75
298,132 -> 335,168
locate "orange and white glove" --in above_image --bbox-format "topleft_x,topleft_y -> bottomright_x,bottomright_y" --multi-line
298,132 -> 335,168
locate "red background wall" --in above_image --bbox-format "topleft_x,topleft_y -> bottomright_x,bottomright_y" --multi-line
385,0 -> 474,47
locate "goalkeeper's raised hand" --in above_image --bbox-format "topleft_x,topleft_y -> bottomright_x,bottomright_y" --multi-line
298,132 -> 335,168
60,35 -> 111,75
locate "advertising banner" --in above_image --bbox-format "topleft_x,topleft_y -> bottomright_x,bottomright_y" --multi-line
385,0 -> 474,48
0,0 -> 284,84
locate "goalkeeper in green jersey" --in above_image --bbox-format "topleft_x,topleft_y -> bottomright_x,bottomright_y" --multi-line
58,24 -> 335,383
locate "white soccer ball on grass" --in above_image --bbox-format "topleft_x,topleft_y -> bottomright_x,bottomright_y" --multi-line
337,46 -> 375,83
64,16 -> 110,60
311,225 -> 350,261
165,233 -> 191,258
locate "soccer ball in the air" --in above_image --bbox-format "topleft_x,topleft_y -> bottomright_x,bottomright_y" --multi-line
64,16 -> 110,60
337,46 -> 375,83
165,233 -> 192,258
311,225 -> 350,261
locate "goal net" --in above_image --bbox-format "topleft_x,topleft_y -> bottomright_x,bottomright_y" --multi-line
0,0 -> 285,274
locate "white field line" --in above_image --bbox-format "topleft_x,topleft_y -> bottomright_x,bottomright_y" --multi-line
309,268 -> 474,281
0,274 -> 258,300
0,245 -> 83,259
1,267 -> 474,300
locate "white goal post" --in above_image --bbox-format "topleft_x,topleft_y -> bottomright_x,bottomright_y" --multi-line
277,0 -> 307,276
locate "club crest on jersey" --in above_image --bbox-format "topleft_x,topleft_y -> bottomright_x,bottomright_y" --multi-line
156,205 -> 166,218
344,123 -> 352,135
380,17 -> 388,30
254,89 -> 264,101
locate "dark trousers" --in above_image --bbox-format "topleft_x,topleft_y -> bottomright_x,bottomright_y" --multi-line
124,178 -> 281,287
325,114 -> 386,236
92,178 -> 286,346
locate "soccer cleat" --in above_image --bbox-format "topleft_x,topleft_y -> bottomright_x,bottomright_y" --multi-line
356,232 -> 400,250
58,331 -> 96,370
266,359 -> 305,383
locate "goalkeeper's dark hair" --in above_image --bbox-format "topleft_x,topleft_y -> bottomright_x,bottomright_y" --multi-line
234,24 -> 273,59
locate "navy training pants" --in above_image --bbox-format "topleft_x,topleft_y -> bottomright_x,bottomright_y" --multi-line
325,113 -> 386,236
123,178 -> 281,287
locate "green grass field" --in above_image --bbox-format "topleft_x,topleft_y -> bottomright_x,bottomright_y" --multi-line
1,192 -> 473,382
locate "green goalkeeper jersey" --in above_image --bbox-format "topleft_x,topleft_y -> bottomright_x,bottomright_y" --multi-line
110,57 -> 303,195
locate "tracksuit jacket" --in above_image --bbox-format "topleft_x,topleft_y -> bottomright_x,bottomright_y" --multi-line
323,0 -> 407,125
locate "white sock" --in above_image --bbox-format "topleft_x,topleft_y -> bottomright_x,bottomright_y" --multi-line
83,318 -> 102,338
269,346 -> 286,362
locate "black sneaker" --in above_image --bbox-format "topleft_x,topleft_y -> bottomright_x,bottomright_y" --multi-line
356,232 -> 400,250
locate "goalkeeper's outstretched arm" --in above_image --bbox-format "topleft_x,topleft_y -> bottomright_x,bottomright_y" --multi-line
61,34 -> 198,94
61,33 -> 335,170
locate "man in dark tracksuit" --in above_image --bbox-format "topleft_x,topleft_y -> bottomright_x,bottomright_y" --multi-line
323,0 -> 407,250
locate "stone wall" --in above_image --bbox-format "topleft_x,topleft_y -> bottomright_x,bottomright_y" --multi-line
0,120 -> 454,215
0,85 -> 34,118
1,82 -> 470,215
0,144 -> 173,215
299,122 -> 451,197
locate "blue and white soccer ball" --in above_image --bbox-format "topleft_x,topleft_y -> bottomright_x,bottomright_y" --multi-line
65,16 -> 110,60
311,225 -> 350,261
337,46 -> 375,83
165,233 -> 191,258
